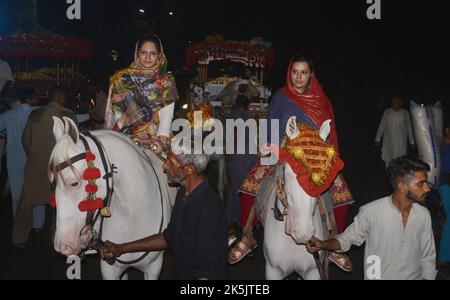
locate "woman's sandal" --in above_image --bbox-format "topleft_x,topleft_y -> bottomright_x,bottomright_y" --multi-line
228,235 -> 258,265
328,251 -> 353,272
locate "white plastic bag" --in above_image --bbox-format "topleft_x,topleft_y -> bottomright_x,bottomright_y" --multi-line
410,101 -> 443,185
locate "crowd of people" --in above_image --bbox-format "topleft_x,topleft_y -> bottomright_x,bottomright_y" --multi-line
0,34 -> 449,280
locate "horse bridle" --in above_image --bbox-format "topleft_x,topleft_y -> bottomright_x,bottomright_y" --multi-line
52,131 -> 165,266
274,164 -> 289,222
51,132 -> 115,255
273,162 -> 327,280
274,163 -> 321,222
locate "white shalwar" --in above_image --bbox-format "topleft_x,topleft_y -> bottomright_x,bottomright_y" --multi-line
336,196 -> 436,280
376,108 -> 415,168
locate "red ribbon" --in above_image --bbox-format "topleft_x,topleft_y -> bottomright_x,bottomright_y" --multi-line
50,194 -> 56,208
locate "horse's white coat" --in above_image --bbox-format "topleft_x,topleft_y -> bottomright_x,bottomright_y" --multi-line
262,118 -> 330,280
51,117 -> 173,280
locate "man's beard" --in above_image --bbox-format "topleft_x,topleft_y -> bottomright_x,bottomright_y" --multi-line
168,174 -> 186,186
406,191 -> 428,203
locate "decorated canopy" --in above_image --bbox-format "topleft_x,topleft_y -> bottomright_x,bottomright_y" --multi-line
186,41 -> 274,69
0,34 -> 92,59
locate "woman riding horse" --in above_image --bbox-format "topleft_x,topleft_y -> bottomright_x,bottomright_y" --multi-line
229,55 -> 354,272
104,35 -> 179,151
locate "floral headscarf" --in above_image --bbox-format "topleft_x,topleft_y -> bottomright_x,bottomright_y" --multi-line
104,37 -> 178,132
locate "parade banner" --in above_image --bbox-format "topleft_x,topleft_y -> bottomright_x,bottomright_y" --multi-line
0,35 -> 92,59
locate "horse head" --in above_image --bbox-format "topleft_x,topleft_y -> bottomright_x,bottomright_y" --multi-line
49,117 -> 97,256
278,117 -> 333,245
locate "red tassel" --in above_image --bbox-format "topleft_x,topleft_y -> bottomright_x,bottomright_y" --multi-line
50,194 -> 56,208
85,151 -> 96,162
90,198 -> 104,211
83,167 -> 101,181
78,198 -> 103,212
78,200 -> 89,212
85,184 -> 98,194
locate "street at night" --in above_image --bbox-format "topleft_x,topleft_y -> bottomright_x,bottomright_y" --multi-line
0,0 -> 449,281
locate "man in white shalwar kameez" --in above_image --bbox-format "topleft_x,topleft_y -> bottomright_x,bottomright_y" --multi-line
307,157 -> 437,280
375,97 -> 415,168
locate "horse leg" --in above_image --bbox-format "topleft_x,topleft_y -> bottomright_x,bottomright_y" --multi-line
100,261 -> 126,280
142,254 -> 164,280
265,263 -> 286,280
302,267 -> 321,280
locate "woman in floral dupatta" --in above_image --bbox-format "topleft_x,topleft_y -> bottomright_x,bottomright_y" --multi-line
229,55 -> 354,272
104,35 -> 179,148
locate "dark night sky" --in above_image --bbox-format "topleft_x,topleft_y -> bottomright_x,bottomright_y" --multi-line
2,0 -> 450,101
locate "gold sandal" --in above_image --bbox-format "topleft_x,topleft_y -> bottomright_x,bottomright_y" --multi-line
228,235 -> 258,265
328,251 -> 353,272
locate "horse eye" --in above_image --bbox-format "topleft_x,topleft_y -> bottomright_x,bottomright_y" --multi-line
71,182 -> 79,187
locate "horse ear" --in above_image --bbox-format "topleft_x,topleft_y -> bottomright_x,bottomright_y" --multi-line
286,116 -> 300,140
319,120 -> 332,142
63,117 -> 79,145
52,117 -> 66,142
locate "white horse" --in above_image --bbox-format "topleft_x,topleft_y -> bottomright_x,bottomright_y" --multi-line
50,117 -> 172,280
261,117 -> 331,280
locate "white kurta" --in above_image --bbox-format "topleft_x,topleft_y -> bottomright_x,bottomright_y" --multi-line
376,108 -> 415,167
336,196 -> 436,280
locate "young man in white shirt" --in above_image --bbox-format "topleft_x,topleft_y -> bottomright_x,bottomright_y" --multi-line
307,156 -> 436,280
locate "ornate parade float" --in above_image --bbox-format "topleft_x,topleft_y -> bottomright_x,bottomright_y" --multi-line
0,34 -> 92,96
0,0 -> 92,99
185,36 -> 274,116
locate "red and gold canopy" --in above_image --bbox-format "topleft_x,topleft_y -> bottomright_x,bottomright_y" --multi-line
0,34 -> 92,59
186,41 -> 274,69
